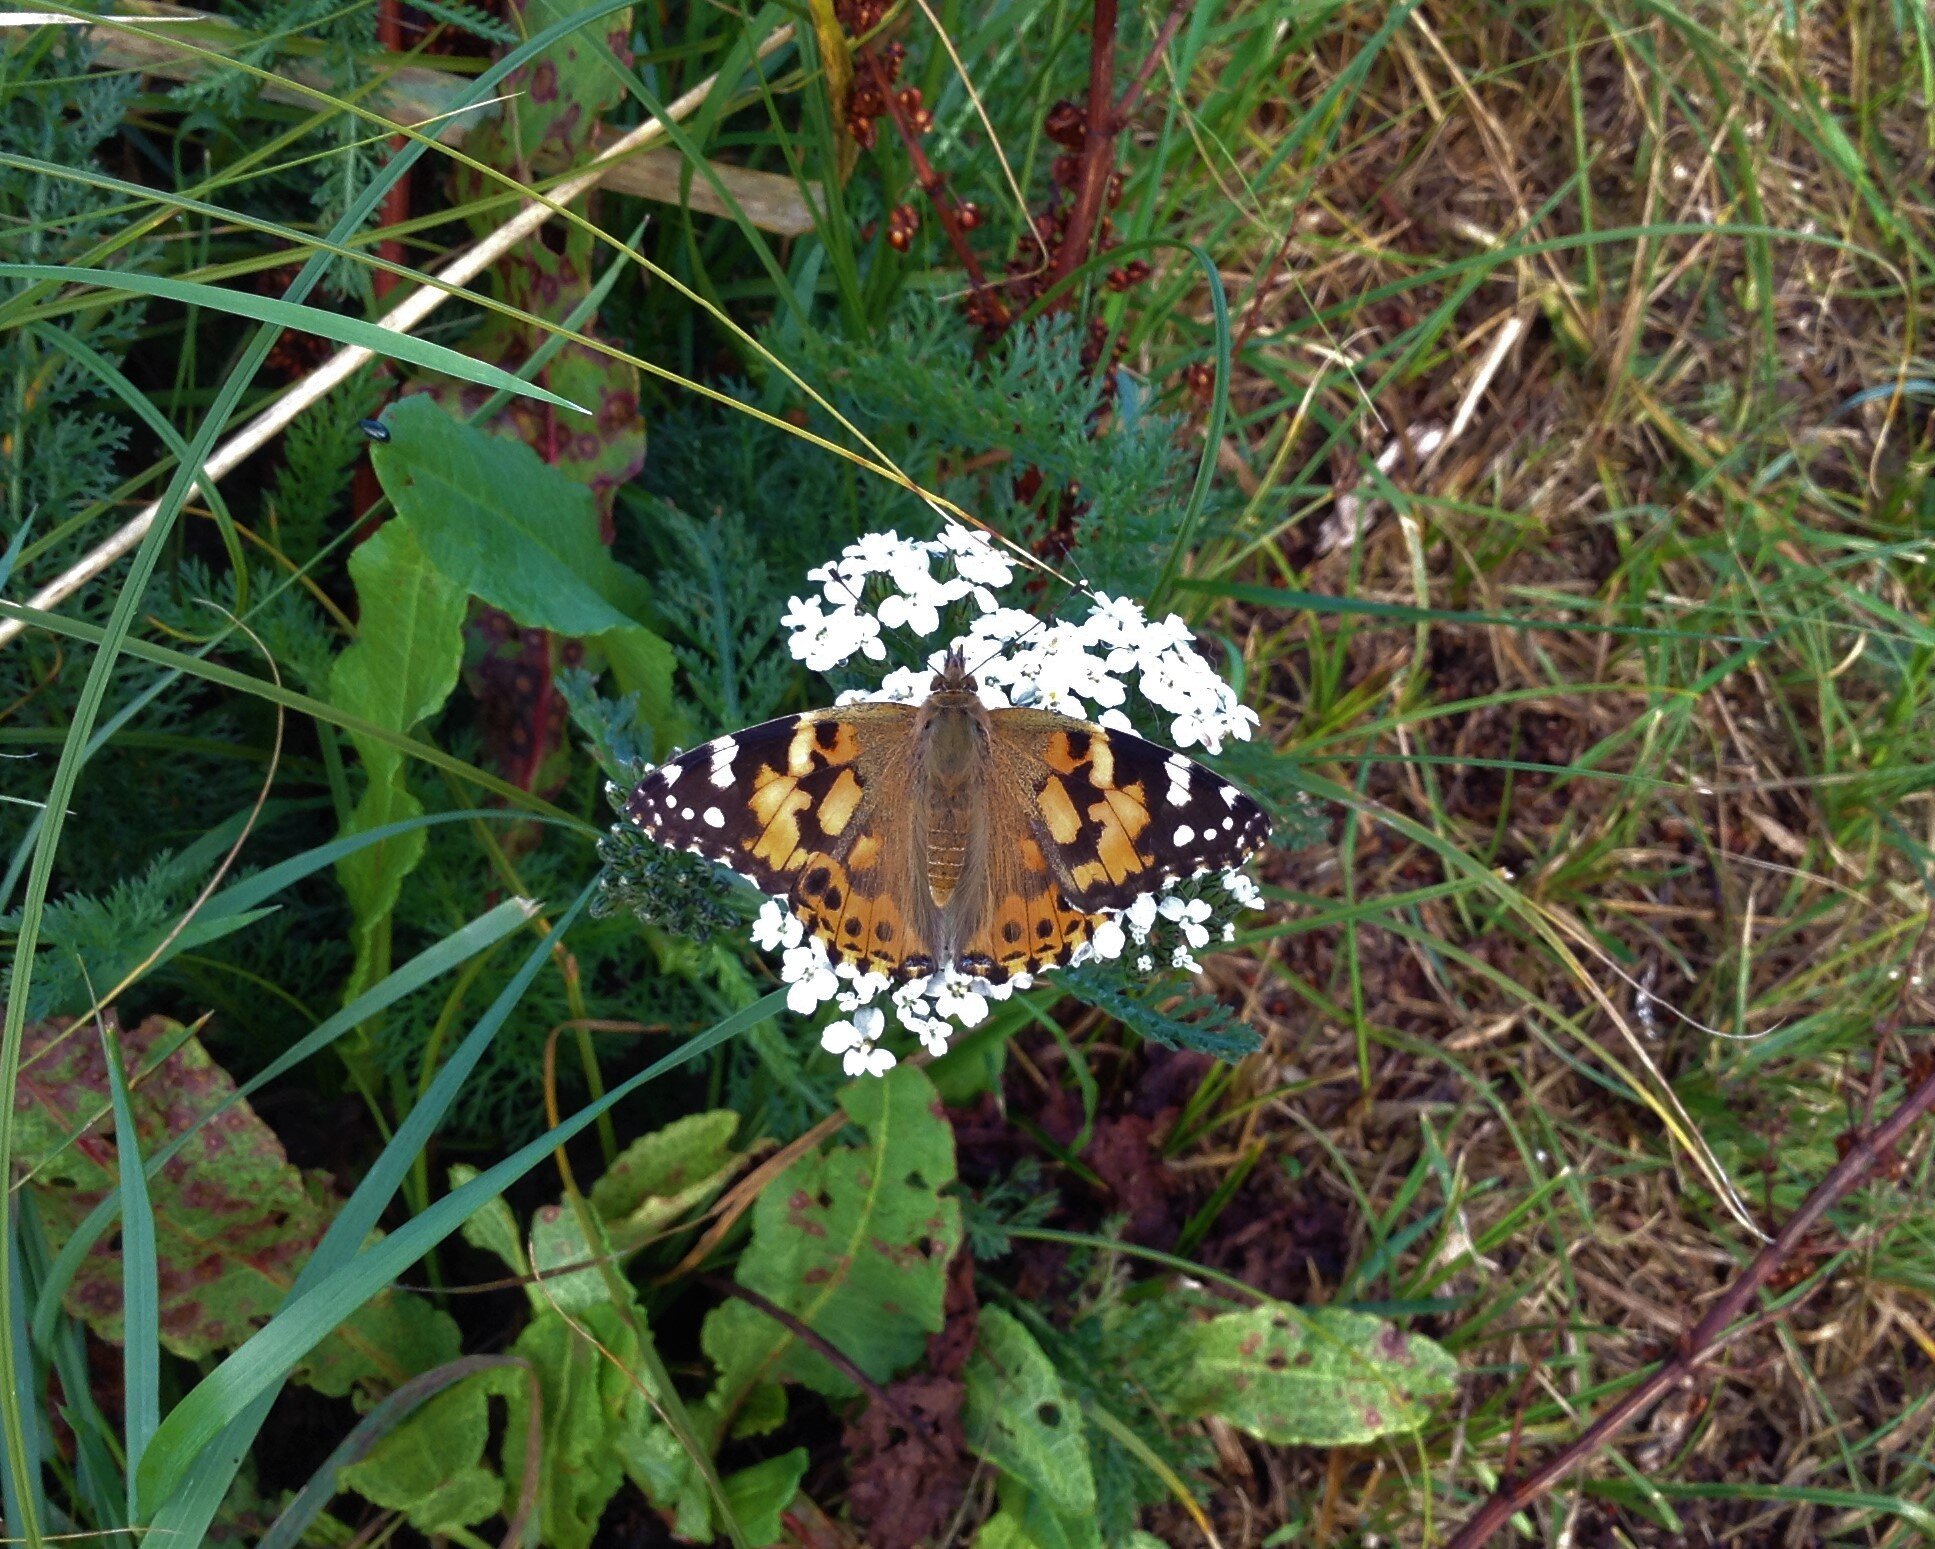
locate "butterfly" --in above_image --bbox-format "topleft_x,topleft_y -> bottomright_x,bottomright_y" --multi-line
626,649 -> 1270,983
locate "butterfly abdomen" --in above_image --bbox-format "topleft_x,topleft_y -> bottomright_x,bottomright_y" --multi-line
916,694 -> 990,910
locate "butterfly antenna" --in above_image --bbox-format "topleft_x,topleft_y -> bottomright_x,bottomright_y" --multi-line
962,540 -> 1096,682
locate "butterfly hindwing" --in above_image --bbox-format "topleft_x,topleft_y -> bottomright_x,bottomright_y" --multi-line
993,714 -> 1271,913
953,826 -> 1094,981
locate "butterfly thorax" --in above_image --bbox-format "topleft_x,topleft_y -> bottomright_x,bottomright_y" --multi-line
914,685 -> 990,908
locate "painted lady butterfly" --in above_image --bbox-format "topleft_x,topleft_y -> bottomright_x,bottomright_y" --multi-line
626,649 -> 1270,983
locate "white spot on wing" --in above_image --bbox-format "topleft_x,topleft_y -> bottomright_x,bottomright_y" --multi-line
702,806 -> 725,828
1165,754 -> 1192,807
681,806 -> 695,821
708,736 -> 738,788
660,762 -> 683,787
1174,824 -> 1195,846
1219,783 -> 1240,808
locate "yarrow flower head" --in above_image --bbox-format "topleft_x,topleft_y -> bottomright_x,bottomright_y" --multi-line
751,525 -> 1269,1071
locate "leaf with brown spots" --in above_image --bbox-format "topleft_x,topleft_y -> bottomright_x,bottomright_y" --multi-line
11,1013 -> 458,1402
1164,1302 -> 1459,1446
698,1065 -> 962,1436
963,1306 -> 1096,1524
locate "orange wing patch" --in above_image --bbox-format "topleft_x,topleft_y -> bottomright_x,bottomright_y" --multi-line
994,715 -> 1273,915
791,841 -> 939,979
1033,731 -> 1158,899
955,833 -> 1097,981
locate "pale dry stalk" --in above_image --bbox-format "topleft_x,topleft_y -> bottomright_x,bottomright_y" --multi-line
0,23 -> 797,649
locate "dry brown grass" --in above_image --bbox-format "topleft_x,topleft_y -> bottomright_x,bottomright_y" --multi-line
1139,0 -> 1935,1537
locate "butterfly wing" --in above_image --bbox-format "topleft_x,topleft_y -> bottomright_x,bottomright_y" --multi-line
947,814 -> 1098,982
627,707 -> 943,976
990,713 -> 1272,912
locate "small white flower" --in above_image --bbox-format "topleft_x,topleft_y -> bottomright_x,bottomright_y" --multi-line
1171,943 -> 1202,974
935,523 -> 1016,587
1222,870 -> 1264,910
1079,592 -> 1150,647
877,589 -> 942,637
782,944 -> 840,1014
779,591 -> 828,636
1221,921 -> 1236,942
751,899 -> 803,952
821,1019 -> 863,1055
1158,894 -> 1214,950
847,1044 -> 897,1077
1135,954 -> 1153,973
784,594 -> 886,672
1124,894 -> 1160,942
933,977 -> 990,1027
808,556 -> 870,609
1089,917 -> 1127,961
852,529 -> 910,571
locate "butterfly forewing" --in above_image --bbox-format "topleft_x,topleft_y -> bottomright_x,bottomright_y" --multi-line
995,714 -> 1272,913
627,705 -> 943,975
626,707 -> 890,888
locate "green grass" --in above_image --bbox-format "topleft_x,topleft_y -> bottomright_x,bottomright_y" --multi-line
4,0 -> 1935,1542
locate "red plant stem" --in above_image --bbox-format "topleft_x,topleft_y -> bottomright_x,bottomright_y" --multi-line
863,54 -> 989,290
1047,0 -> 1122,290
1443,1056 -> 1935,1549
372,0 -> 410,298
1114,0 -> 1195,124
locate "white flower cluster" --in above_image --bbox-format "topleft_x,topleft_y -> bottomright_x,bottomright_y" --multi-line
781,525 -> 1013,672
804,532 -> 1260,755
766,524 -> 1267,1078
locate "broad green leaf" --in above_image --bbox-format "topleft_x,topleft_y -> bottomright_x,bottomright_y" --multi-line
527,1202 -> 615,1315
964,1307 -> 1095,1522
589,1108 -> 744,1249
975,1497 -> 1101,1549
700,1065 -> 961,1419
1167,1303 -> 1458,1445
503,1302 -> 667,1549
377,396 -> 646,619
335,1372 -> 510,1535
374,394 -> 676,743
721,1447 -> 809,1548
450,1162 -> 529,1282
729,1380 -> 788,1440
327,517 -> 467,1000
615,1394 -> 713,1540
13,1015 -> 457,1402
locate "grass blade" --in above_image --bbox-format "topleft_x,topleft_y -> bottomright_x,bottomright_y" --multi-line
97,1018 -> 158,1518
0,265 -> 588,415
